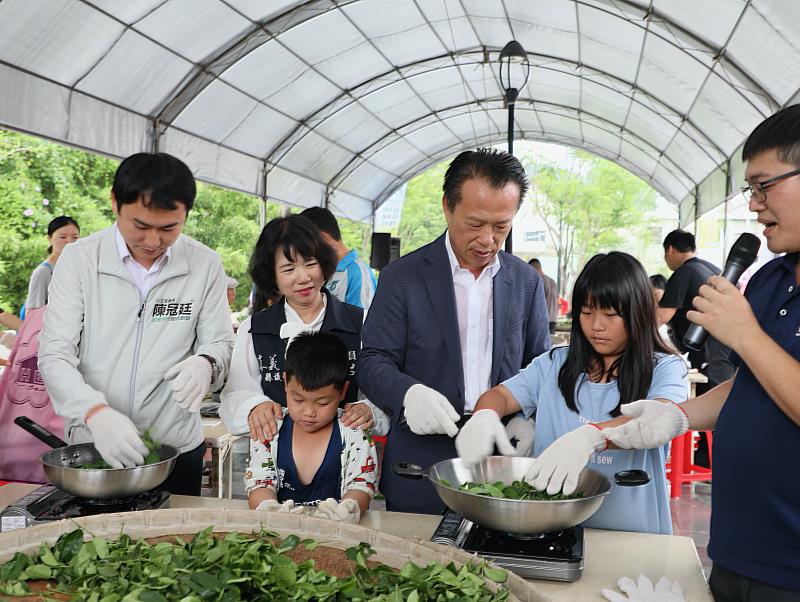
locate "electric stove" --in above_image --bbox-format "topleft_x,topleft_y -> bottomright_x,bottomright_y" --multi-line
0,484 -> 170,532
431,510 -> 584,581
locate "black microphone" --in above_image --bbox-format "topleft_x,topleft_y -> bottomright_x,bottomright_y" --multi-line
683,233 -> 761,351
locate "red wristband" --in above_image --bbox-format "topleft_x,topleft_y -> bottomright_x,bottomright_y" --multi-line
587,423 -> 610,451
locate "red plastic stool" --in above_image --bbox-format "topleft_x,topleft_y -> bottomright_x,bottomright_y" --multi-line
666,430 -> 713,498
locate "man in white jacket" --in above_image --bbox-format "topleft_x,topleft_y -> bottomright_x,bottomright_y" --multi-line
38,153 -> 234,495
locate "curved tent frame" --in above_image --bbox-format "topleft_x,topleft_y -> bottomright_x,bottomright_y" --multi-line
0,0 -> 798,222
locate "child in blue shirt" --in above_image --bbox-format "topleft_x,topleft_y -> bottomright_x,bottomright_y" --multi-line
457,252 -> 687,534
246,332 -> 378,523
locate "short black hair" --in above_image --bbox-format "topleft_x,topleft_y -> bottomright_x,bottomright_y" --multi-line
300,206 -> 342,241
662,229 -> 695,253
112,152 -> 196,212
528,258 -> 542,268
284,332 -> 349,392
743,104 -> 800,165
649,274 -> 667,291
442,148 -> 528,212
250,214 -> 338,301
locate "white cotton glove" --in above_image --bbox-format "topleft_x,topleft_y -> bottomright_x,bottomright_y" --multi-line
163,355 -> 213,413
85,406 -> 148,469
455,409 -> 516,464
603,400 -> 689,449
402,384 -> 459,437
313,498 -> 361,524
256,499 -> 296,512
525,424 -> 608,495
602,575 -> 685,602
505,414 -> 535,457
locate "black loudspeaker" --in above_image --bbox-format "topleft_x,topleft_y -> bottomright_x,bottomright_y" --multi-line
390,237 -> 401,263
370,233 -> 391,270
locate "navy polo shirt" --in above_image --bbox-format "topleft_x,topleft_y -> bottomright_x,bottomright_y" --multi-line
708,253 -> 800,592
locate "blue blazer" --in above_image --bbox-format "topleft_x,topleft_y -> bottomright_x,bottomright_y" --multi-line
359,234 -> 551,514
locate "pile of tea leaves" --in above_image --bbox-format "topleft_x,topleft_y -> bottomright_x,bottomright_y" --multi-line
442,479 -> 584,501
77,430 -> 161,470
0,526 -> 510,601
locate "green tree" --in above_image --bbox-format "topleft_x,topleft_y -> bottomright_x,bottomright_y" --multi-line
524,150 -> 657,294
396,161 -> 448,255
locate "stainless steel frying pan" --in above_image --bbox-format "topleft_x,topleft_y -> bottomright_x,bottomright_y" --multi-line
16,416 -> 179,499
395,455 -> 649,534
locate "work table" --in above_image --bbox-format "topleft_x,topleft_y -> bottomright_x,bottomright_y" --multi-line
0,483 -> 712,601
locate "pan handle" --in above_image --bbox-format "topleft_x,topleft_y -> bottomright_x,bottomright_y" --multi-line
14,416 -> 68,449
391,462 -> 427,479
614,469 -> 650,487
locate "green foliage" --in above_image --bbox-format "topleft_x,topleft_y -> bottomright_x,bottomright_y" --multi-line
456,479 -> 584,501
0,130 -> 117,312
396,161 -> 448,255
0,527 -> 510,601
523,150 -> 657,294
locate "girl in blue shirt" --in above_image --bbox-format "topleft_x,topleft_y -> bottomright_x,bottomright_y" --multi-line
456,252 -> 687,534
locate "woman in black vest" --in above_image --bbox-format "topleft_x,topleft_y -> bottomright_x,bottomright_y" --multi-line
220,214 -> 387,442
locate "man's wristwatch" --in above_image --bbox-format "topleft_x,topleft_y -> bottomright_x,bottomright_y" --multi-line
199,354 -> 220,384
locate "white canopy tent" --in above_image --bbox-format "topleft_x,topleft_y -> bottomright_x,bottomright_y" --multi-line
1,0 -> 798,224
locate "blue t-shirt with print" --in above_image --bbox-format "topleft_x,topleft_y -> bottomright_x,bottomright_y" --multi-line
503,347 -> 687,535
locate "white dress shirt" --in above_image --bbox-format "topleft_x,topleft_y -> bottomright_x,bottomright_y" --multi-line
114,225 -> 171,298
444,232 -> 500,411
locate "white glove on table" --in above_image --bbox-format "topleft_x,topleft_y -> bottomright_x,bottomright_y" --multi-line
313,498 -> 361,524
602,575 -> 685,602
505,414 -> 535,457
86,406 -> 148,469
256,499 -> 297,512
525,424 -> 608,495
164,355 -> 213,413
455,409 -> 516,464
603,400 -> 689,449
402,384 -> 459,437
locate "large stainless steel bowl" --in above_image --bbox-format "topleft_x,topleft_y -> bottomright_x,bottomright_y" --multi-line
40,443 -> 179,499
428,455 -> 612,533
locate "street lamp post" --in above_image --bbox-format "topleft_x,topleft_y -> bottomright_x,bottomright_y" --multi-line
498,40 -> 530,253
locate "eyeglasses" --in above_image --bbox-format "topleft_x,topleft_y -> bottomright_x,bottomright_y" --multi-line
741,168 -> 800,203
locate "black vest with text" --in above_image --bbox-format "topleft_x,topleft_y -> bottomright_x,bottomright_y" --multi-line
249,289 -> 362,407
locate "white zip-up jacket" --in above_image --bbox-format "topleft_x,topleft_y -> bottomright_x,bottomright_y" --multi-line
38,226 -> 235,453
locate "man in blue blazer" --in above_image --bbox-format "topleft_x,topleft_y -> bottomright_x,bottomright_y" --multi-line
359,149 -> 551,514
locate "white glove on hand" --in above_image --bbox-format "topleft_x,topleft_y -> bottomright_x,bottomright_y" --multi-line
455,409 -> 516,464
505,414 -> 535,457
86,406 -> 148,469
164,355 -> 213,413
525,424 -> 608,495
602,575 -> 685,602
256,499 -> 296,512
313,498 -> 361,524
402,384 -> 459,437
603,400 -> 689,449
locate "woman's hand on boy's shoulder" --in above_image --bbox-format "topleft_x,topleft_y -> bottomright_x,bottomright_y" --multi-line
341,401 -> 374,430
248,400 -> 284,441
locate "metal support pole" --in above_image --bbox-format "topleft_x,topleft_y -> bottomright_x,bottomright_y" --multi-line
505,100 -> 515,254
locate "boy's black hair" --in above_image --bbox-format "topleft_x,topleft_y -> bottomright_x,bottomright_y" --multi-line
743,104 -> 800,165
557,252 -> 677,417
662,229 -> 696,253
250,215 -> 338,301
443,148 -> 528,212
112,152 -> 196,212
300,206 -> 342,241
649,274 -> 667,290
46,215 -> 79,253
284,332 -> 349,392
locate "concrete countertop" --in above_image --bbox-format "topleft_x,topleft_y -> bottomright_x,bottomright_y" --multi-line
0,483 -> 712,600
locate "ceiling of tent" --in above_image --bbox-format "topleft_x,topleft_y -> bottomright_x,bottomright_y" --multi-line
1,0 -> 799,223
